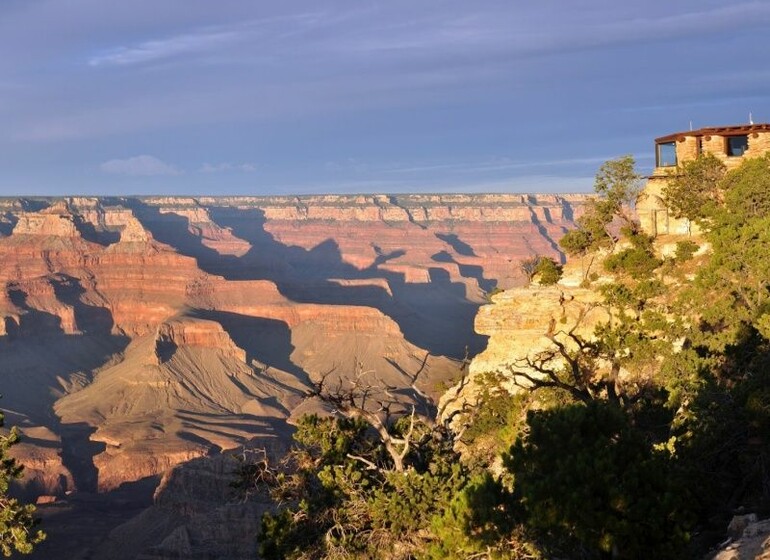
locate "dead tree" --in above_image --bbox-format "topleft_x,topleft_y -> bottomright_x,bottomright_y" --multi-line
306,366 -> 419,472
504,305 -> 625,406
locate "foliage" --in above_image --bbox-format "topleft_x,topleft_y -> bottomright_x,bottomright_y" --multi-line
662,153 -> 726,223
496,155 -> 770,555
560,156 -> 642,281
559,227 -> 593,257
426,473 -> 526,560
604,232 -> 661,280
506,401 -> 692,559
534,257 -> 563,285
674,239 -> 699,262
593,154 -> 644,218
719,153 -> 770,220
247,154 -> 770,560
0,410 -> 44,557
520,256 -> 563,286
256,414 -> 476,560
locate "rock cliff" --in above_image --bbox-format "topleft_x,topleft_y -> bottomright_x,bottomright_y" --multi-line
0,194 -> 587,560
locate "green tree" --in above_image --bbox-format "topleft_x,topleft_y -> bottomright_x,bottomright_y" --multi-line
560,155 -> 643,281
505,401 -> 691,559
0,410 -> 44,556
250,370 -> 481,560
719,153 -> 770,220
662,153 -> 726,224
520,256 -> 563,286
659,155 -> 770,524
603,230 -> 661,280
533,257 -> 563,285
674,240 -> 699,263
255,414 -> 472,560
593,154 -> 644,226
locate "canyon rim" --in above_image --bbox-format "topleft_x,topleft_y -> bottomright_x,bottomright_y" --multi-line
0,193 -> 584,558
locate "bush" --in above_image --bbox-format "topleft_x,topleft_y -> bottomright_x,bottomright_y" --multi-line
534,257 -> 563,285
505,401 -> 693,559
674,240 -> 699,262
604,246 -> 661,279
0,411 -> 45,556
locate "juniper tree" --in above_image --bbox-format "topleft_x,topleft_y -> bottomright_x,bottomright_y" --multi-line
0,409 -> 44,557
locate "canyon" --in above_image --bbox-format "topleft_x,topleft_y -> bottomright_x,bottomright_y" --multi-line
0,194 -> 586,558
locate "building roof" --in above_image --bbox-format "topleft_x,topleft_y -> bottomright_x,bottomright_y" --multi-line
655,123 -> 770,144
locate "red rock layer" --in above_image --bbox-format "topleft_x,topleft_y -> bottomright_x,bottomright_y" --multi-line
0,194 -> 587,496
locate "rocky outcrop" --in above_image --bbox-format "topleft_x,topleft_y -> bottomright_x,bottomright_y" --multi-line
712,516 -> 770,560
90,453 -> 271,560
0,194 -> 587,559
441,280 -> 609,421
468,285 -> 606,378
154,318 -> 247,362
10,425 -> 74,500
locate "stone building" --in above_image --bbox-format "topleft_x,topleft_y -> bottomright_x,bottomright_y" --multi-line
638,123 -> 770,236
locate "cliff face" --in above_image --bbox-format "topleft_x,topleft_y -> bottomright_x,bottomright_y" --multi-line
0,193 -> 586,505
0,194 -> 591,560
440,281 -> 610,424
468,285 -> 606,378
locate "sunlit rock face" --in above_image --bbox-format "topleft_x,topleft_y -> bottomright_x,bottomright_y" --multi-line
0,194 -> 586,499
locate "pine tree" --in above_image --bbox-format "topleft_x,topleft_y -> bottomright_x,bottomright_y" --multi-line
0,409 -> 44,556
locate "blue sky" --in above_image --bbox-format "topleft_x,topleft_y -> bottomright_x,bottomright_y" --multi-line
1,1 -> 769,196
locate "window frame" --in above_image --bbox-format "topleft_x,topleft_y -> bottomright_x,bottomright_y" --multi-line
726,135 -> 749,157
656,141 -> 677,167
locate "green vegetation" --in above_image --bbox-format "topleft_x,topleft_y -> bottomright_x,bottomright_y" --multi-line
560,155 -> 643,282
602,228 -> 661,279
662,152 -> 726,224
520,255 -> 563,286
534,256 -> 562,285
674,239 -> 699,262
242,154 -> 770,559
254,414 -> 473,560
506,401 -> 691,558
0,410 -> 44,556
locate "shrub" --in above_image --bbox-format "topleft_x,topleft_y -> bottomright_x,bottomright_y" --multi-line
674,240 -> 699,262
533,257 -> 562,285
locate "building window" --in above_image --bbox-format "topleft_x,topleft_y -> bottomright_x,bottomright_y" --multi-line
697,137 -> 703,155
727,135 -> 748,157
656,141 -> 677,167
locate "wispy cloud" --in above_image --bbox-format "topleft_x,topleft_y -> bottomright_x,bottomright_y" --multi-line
89,30 -> 237,67
2,1 -> 768,195
315,3 -> 770,63
85,10 -> 338,69
100,155 -> 181,176
324,156 -> 620,176
200,162 -> 257,173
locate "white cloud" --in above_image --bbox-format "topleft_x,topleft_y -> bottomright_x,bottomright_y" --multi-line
89,30 -> 237,67
100,155 -> 181,176
85,11 -> 332,69
200,162 -> 257,173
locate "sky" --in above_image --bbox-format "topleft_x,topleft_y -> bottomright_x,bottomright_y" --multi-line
1,1 -> 769,196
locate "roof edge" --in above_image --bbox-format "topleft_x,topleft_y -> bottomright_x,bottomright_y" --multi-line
656,123 -> 770,144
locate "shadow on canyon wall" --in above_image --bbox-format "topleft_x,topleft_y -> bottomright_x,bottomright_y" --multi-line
192,309 -> 311,385
2,278 -> 130,490
128,202 -> 488,359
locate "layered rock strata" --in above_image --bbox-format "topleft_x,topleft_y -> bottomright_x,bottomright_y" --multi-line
0,194 -> 588,560
0,194 -> 585,499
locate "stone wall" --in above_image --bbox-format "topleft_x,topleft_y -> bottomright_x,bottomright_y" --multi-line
638,130 -> 770,236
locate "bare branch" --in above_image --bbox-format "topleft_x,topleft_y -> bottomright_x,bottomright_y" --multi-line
346,453 -> 379,471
